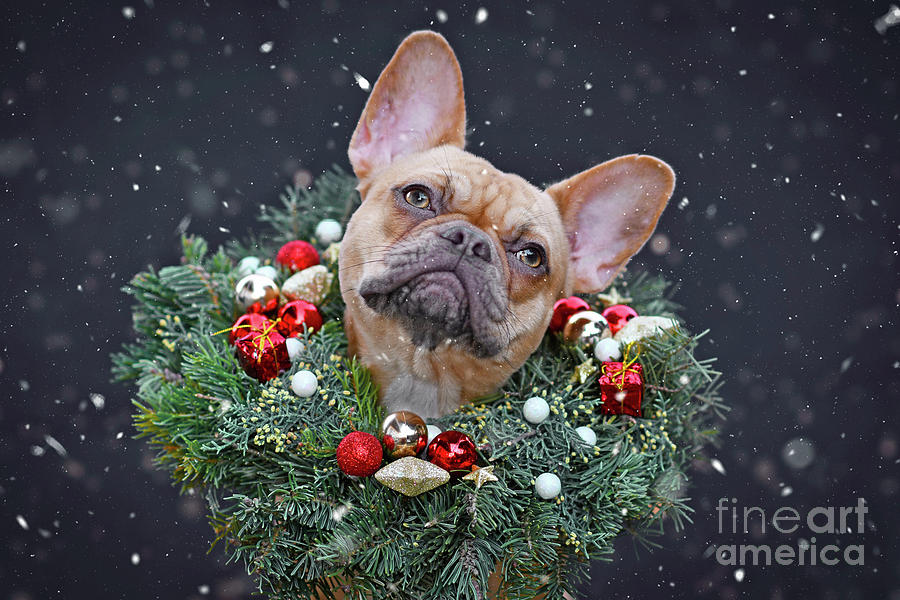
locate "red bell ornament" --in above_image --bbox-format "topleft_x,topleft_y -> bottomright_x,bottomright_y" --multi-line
601,304 -> 638,336
549,296 -> 591,332
276,300 -> 323,338
426,431 -> 478,476
275,240 -> 320,272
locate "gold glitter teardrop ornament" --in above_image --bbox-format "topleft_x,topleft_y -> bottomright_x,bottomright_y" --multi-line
374,456 -> 450,496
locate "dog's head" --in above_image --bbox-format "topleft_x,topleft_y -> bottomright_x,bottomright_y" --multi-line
339,31 -> 674,416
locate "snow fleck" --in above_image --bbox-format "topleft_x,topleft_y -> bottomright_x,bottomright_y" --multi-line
198,585 -> 210,595
90,393 -> 106,410
19,380 -> 30,391
810,222 -> 824,242
475,7 -> 488,24
353,72 -> 370,91
259,41 -> 274,54
113,115 -> 123,123
677,197 -> 689,210
16,515 -> 29,530
584,82 -> 593,90
583,107 -> 593,117
122,6 -> 136,20
840,356 -> 853,373
734,568 -> 745,582
710,457 -> 726,475
30,445 -> 45,457
154,164 -> 161,172
44,434 -> 67,457
780,486 -> 793,497
782,438 -> 816,469
131,552 -> 141,565
132,183 -> 140,191
16,40 -> 26,53
738,69 -> 747,76
116,431 -> 124,440
874,5 -> 900,34
767,13 -> 775,20
332,503 -> 351,522
436,9 -> 448,23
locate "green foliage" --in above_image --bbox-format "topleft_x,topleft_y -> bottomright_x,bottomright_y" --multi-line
112,167 -> 726,599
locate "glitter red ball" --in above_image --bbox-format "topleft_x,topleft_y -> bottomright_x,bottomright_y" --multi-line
276,299 -> 322,337
549,296 -> 591,332
426,430 -> 478,475
336,431 -> 384,477
275,240 -> 320,272
601,304 -> 638,335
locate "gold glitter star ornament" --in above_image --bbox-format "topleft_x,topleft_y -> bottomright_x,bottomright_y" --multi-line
462,465 -> 498,489
374,456 -> 450,496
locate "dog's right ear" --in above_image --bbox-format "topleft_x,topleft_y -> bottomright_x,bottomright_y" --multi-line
348,31 -> 466,182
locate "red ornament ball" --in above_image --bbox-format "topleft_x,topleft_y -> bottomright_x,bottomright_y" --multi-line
276,299 -> 323,338
549,296 -> 591,332
275,240 -> 320,272
601,304 -> 638,335
426,431 -> 478,475
229,312 -> 271,345
336,431 -> 384,477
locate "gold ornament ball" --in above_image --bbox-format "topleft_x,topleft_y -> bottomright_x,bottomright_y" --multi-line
562,310 -> 608,344
234,273 -> 280,311
381,410 -> 428,460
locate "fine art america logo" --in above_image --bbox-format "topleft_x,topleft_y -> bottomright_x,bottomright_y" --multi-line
713,497 -> 867,566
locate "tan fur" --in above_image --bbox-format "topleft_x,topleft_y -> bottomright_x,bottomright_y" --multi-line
340,31 -> 674,419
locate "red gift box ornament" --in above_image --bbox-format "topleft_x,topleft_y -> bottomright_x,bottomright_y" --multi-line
229,312 -> 271,345
598,353 -> 644,417
276,300 -> 323,338
234,319 -> 291,382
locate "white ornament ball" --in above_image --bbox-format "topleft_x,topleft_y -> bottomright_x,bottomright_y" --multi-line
594,337 -> 622,362
315,219 -> 343,245
522,396 -> 550,424
255,265 -> 279,281
426,424 -> 442,447
290,370 -> 318,397
575,426 -> 597,446
285,337 -> 305,362
237,256 -> 261,277
534,473 -> 561,500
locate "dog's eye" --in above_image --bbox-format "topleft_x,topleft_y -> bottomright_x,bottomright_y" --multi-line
515,247 -> 543,268
403,186 -> 431,209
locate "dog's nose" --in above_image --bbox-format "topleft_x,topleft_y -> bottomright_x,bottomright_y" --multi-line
440,224 -> 492,262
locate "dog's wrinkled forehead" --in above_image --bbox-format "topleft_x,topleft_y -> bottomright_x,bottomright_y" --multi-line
384,146 -> 561,246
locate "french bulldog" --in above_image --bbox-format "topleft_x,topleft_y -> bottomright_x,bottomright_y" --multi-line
339,31 -> 674,419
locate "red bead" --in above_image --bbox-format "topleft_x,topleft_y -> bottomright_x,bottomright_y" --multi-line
229,312 -> 271,345
234,327 -> 290,382
549,296 -> 591,332
601,304 -> 638,335
426,431 -> 478,475
276,300 -> 323,338
598,362 -> 643,417
336,431 -> 384,477
275,240 -> 320,272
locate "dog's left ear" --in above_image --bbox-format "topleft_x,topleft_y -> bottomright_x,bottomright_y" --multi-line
547,154 -> 675,293
348,31 -> 466,182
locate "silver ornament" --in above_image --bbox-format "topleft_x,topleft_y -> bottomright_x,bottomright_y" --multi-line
234,274 -> 279,311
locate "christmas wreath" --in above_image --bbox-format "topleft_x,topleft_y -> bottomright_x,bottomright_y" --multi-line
113,167 -> 725,599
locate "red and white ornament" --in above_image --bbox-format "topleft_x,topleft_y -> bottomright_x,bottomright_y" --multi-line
601,304 -> 638,336
549,296 -> 591,332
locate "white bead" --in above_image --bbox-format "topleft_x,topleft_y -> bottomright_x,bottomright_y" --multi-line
575,426 -> 597,446
290,370 -> 318,397
534,473 -> 561,499
255,265 -> 279,281
426,425 -> 442,447
285,337 -> 305,362
594,337 -> 622,362
522,396 -> 550,424
237,256 -> 260,276
315,219 -> 343,245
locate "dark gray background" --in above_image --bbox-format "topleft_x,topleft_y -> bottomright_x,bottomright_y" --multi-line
2,1 -> 898,599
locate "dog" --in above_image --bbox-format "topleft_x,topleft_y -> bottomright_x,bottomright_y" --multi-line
339,31 -> 674,419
